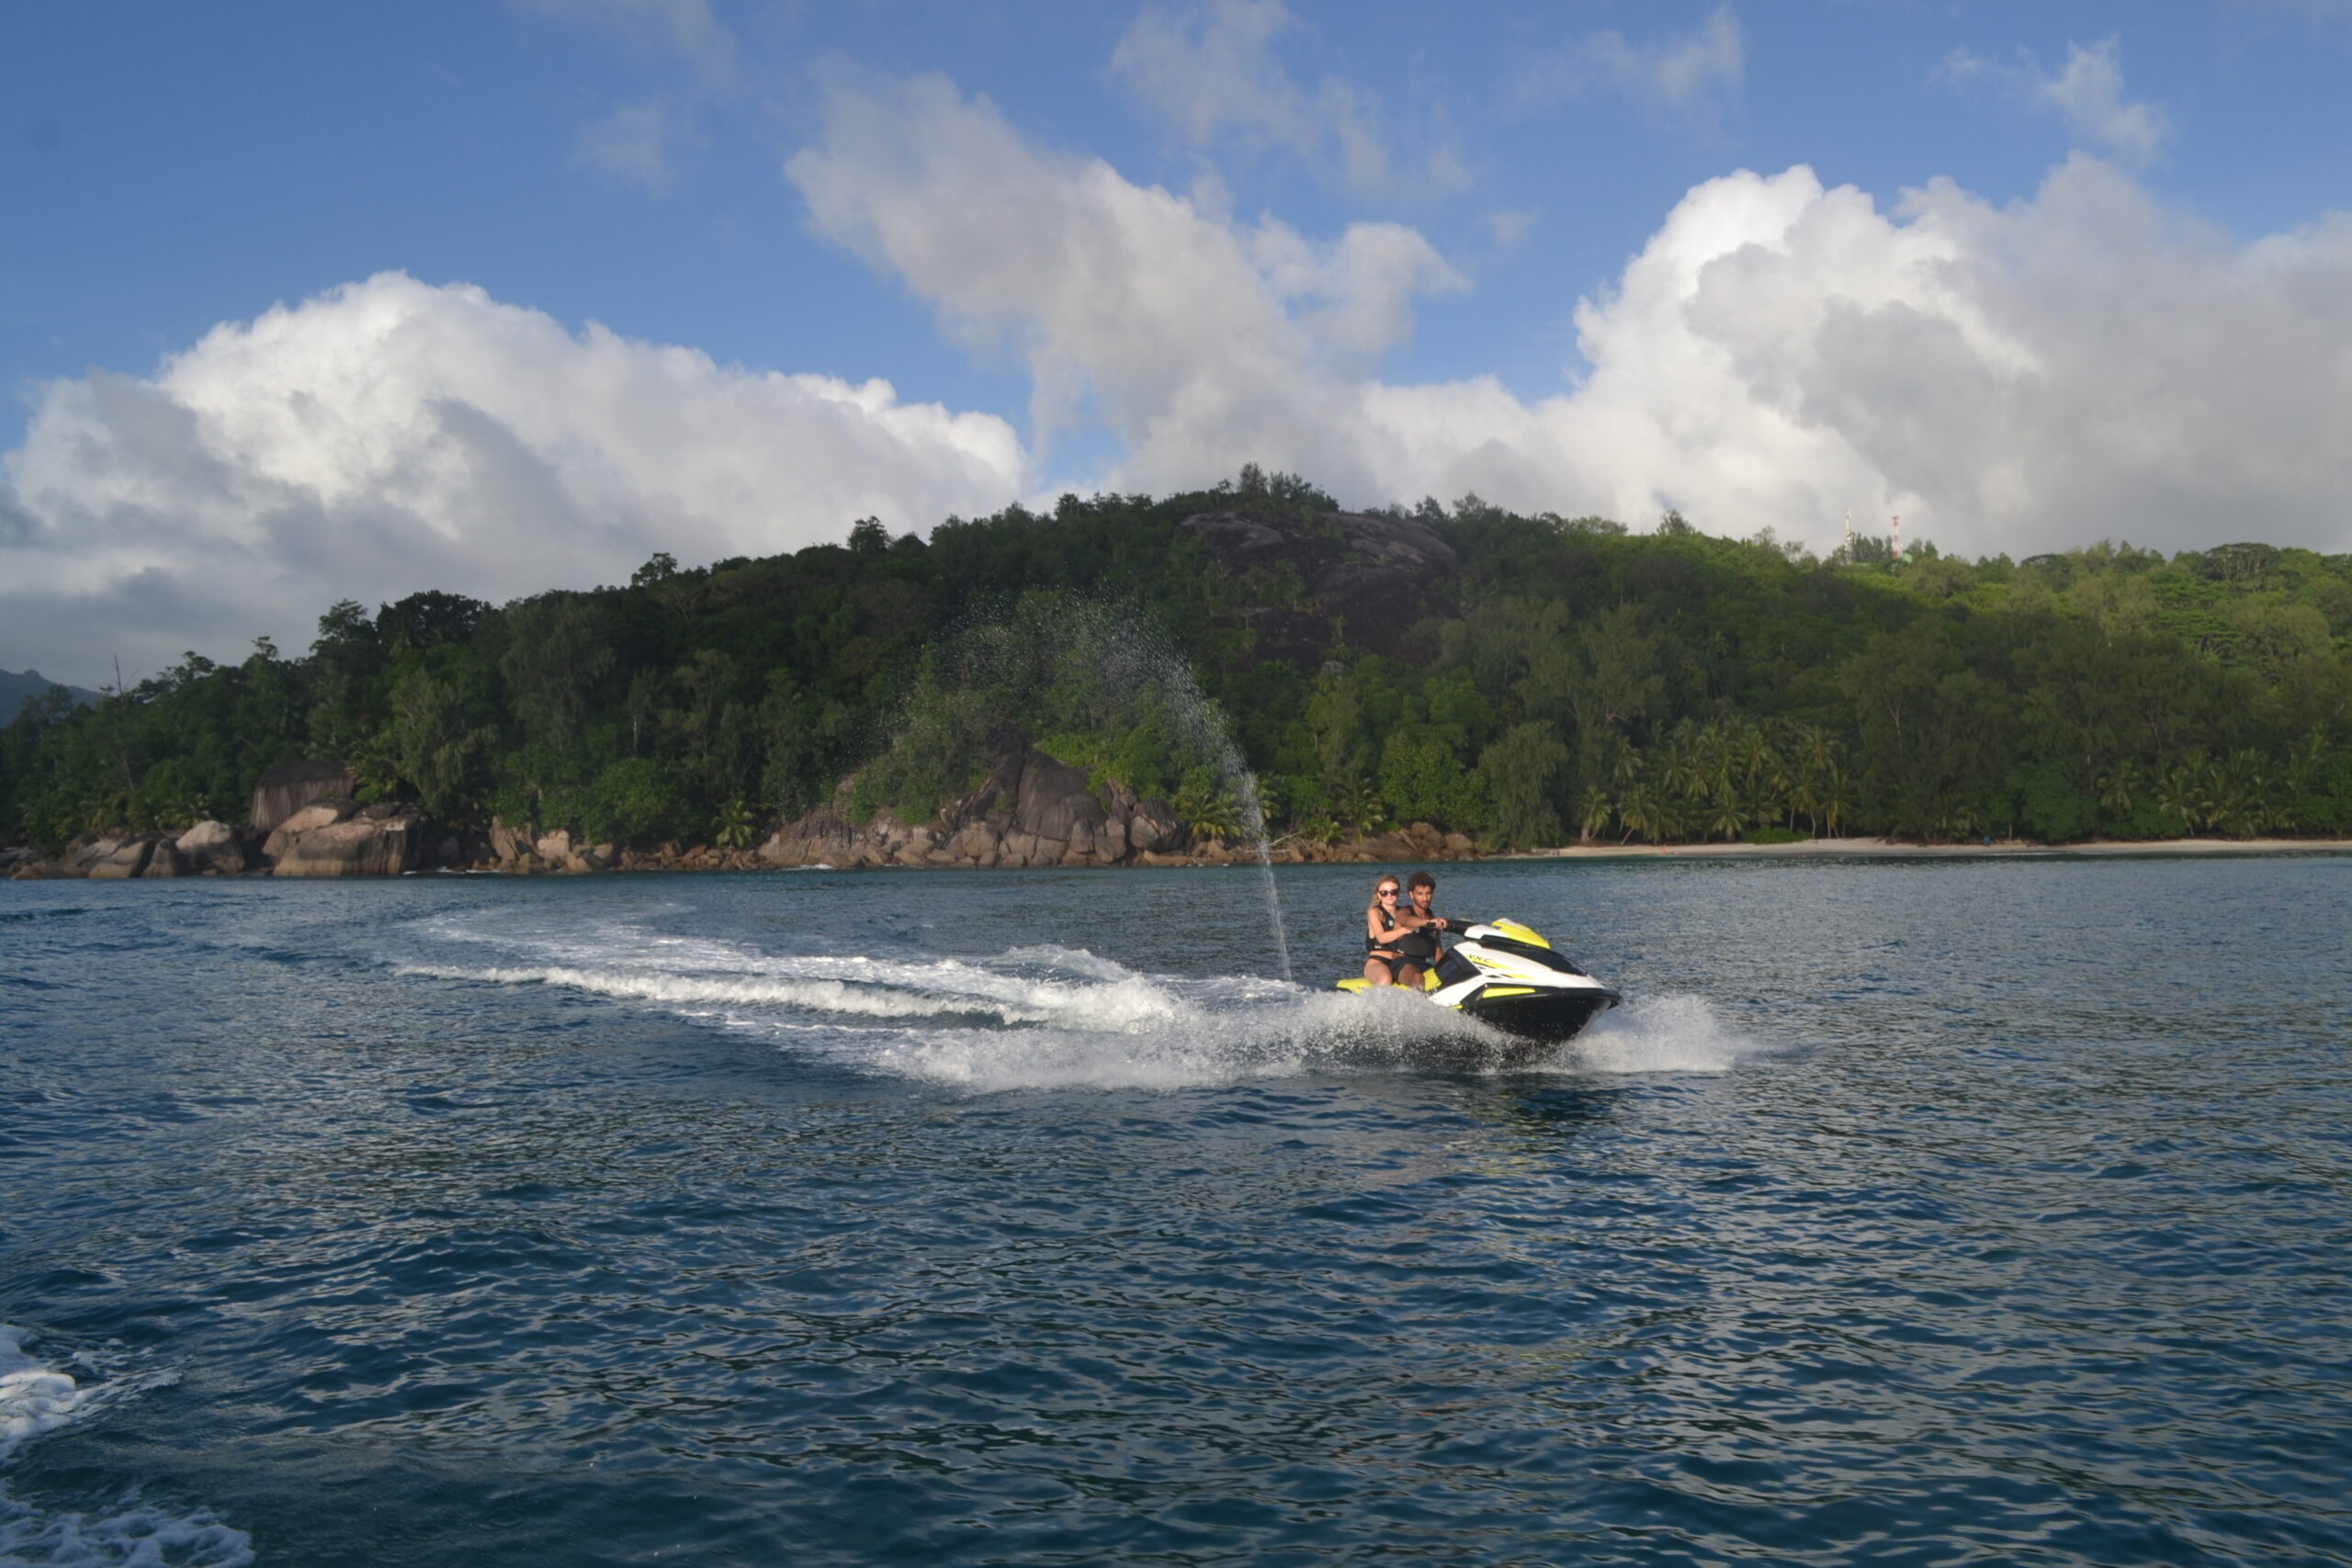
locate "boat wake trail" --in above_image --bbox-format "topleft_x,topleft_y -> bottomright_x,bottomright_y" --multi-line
405,918 -> 1756,1090
1,1325 -> 252,1568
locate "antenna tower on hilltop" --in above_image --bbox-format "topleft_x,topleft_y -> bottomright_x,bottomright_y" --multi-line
1892,514 -> 1902,562
1843,509 -> 1854,560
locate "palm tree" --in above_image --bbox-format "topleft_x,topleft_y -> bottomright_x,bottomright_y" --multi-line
1758,725 -> 1796,829
1616,782 -> 1657,844
2154,761 -> 2206,832
1708,795 -> 1748,842
1177,779 -> 1241,841
1799,725 -> 1836,779
1659,742 -> 1703,812
2214,750 -> 2272,837
1695,722 -> 1736,803
1611,739 -> 1643,792
2096,761 -> 2140,818
714,798 -> 756,851
1329,778 -> 1384,838
1788,773 -> 1820,836
2286,731 -> 2329,806
1815,763 -> 1852,839
1736,726 -> 1770,796
1578,784 -> 1614,842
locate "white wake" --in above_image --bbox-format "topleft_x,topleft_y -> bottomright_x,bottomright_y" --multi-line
0,1325 -> 252,1568
406,917 -> 1760,1091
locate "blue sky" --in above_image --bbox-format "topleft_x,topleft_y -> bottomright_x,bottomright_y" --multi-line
6,1 -> 2352,683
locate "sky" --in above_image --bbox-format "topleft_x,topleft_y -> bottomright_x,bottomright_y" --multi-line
5,0 -> 2352,686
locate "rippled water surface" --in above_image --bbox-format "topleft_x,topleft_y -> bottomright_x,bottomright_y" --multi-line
4,857 -> 2349,1565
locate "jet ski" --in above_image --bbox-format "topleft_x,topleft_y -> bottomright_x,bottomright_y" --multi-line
1336,919 -> 1619,1065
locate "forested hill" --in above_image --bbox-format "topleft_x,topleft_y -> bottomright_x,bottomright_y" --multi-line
6,469 -> 2350,854
1,669 -> 98,723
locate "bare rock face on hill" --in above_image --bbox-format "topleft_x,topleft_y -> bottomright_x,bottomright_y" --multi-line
1177,510 -> 1458,660
760,748 -> 1200,869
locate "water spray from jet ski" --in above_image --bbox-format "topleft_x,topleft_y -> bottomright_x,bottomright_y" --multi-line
865,594 -> 1293,979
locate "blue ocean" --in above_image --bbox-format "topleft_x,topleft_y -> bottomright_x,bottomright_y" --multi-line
3,856 -> 2347,1565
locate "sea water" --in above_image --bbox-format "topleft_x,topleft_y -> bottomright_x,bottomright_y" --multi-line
1,857 -> 2346,1565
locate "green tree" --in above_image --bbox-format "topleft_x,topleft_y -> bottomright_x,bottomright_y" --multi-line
581,758 -> 691,845
1477,722 -> 1570,850
500,596 -> 613,753
379,667 -> 493,818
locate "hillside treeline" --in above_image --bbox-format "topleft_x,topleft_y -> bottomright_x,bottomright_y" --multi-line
5,469 -> 2350,852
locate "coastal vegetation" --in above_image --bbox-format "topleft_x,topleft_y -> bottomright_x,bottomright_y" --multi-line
6,469 -> 2350,854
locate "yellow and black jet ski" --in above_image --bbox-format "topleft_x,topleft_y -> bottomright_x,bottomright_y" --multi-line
1337,919 -> 1619,1058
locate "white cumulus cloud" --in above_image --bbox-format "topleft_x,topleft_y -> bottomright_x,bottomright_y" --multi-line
792,74 -> 2352,562
0,273 -> 1024,682
787,73 -> 1461,484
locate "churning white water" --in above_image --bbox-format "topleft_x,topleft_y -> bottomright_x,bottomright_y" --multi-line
404,912 -> 1750,1092
0,1327 -> 253,1568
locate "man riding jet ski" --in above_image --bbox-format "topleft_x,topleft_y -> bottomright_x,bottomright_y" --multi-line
1338,917 -> 1620,1060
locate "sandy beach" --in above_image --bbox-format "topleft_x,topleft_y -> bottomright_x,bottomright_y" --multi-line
1514,836 -> 2352,861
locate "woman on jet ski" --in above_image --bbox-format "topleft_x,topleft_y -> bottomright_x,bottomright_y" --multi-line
1363,877 -> 1415,987
1366,873 -> 1453,987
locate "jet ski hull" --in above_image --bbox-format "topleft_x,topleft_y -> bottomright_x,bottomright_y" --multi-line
1458,985 -> 1620,1045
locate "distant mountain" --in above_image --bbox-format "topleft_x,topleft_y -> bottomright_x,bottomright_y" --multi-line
1,669 -> 100,721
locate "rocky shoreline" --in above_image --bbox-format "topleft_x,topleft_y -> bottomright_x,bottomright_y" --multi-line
17,818 -> 2333,882
4,748 -> 1483,881
8,752 -> 2341,882
12,821 -> 2345,880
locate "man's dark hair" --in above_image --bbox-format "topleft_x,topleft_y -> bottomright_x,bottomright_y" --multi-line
1406,871 -> 1436,891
